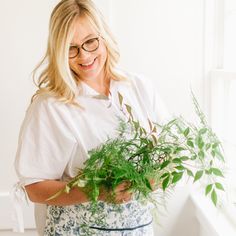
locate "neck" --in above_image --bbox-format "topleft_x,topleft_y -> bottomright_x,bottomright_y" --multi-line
77,71 -> 111,96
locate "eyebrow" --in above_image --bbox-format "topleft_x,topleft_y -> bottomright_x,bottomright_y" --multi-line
70,33 -> 96,46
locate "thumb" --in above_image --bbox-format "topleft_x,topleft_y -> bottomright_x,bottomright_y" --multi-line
115,181 -> 131,192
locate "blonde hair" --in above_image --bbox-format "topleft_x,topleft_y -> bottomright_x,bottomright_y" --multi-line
31,0 -> 127,107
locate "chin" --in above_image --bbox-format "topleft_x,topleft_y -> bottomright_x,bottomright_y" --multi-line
81,67 -> 105,80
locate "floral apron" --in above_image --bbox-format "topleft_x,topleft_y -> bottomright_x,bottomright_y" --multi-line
44,200 -> 154,236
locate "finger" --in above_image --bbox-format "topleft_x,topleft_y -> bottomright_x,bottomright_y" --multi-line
115,181 -> 131,192
115,191 -> 132,201
150,179 -> 155,185
116,193 -> 132,204
149,179 -> 156,190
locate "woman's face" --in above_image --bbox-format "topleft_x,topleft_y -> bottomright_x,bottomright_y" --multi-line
69,17 -> 107,82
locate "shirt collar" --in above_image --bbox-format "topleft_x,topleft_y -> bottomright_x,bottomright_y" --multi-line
77,79 -> 114,100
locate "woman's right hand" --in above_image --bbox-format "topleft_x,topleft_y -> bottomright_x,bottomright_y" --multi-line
98,181 -> 132,204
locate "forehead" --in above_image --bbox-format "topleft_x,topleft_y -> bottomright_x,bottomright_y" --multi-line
70,16 -> 98,44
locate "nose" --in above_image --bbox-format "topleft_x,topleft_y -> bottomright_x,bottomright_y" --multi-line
77,49 -> 91,60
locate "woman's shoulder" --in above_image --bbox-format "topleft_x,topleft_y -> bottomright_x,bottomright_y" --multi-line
115,69 -> 152,87
115,69 -> 154,94
25,93 -> 65,118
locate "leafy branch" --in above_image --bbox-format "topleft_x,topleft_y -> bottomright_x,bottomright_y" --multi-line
49,91 -> 225,208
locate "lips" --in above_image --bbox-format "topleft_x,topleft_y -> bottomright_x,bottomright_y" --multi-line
79,57 -> 97,70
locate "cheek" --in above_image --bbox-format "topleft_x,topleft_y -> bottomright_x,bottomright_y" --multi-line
69,61 -> 82,76
98,46 -> 107,65
69,61 -> 77,72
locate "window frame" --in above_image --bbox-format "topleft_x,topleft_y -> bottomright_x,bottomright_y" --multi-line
204,0 -> 236,225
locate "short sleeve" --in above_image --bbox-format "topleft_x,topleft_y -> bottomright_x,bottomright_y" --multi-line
149,79 -> 172,125
14,95 -> 77,186
131,73 -> 172,125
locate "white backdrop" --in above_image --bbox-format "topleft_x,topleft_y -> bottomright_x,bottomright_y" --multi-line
0,0 -> 214,235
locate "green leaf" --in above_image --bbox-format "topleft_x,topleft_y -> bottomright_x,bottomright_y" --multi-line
132,121 -> 139,132
175,147 -> 186,152
171,171 -> 178,175
151,134 -> 158,145
161,173 -> 169,179
196,136 -> 204,149
215,182 -> 224,191
187,169 -> 194,177
162,175 -> 170,190
160,160 -> 170,169
180,156 -> 189,161
191,154 -> 197,160
172,158 -> 182,164
148,118 -> 153,131
184,127 -> 190,137
198,150 -> 205,159
194,170 -> 204,182
211,168 -> 224,177
152,126 -> 157,133
115,170 -> 127,178
211,189 -> 217,206
212,143 -> 219,148
139,128 -> 143,136
144,178 -> 152,190
211,150 -> 216,157
198,141 -> 204,149
187,139 -> 194,148
172,172 -> 183,184
141,127 -> 147,135
118,92 -> 123,106
199,128 -> 207,135
206,143 -> 211,151
175,165 -> 185,171
205,184 -> 213,195
125,104 -> 132,117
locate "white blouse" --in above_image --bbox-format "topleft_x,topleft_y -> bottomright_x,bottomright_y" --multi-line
13,71 -> 170,234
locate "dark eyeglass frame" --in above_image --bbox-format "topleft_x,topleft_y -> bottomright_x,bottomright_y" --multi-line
69,37 -> 100,59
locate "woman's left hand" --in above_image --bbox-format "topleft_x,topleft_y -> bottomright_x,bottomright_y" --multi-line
98,181 -> 132,204
149,179 -> 159,191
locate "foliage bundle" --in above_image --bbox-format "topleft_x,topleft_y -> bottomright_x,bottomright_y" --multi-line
49,92 -> 225,207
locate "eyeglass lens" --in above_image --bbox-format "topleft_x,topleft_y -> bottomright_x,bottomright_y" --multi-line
69,37 -> 99,58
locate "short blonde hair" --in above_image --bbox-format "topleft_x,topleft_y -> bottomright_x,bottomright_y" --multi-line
32,0 -> 127,107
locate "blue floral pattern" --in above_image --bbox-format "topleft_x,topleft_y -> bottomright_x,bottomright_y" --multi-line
44,200 -> 154,235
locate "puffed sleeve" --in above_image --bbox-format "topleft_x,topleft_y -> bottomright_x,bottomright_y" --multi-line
14,95 -> 77,186
131,73 -> 172,125
149,79 -> 172,125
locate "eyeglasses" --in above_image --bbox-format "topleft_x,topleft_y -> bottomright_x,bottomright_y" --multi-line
69,37 -> 100,59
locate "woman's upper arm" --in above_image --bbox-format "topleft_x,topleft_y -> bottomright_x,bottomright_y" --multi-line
14,96 -> 77,195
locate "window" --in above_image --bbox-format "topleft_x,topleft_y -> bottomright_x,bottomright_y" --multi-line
208,0 -> 236,220
224,0 -> 236,70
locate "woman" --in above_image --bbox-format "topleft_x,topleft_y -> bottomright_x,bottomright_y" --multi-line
14,0 -> 169,235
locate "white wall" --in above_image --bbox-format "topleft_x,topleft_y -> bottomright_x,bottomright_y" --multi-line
0,0 -> 58,193
110,0 -> 205,119
0,0 -> 218,235
0,0 -> 58,233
